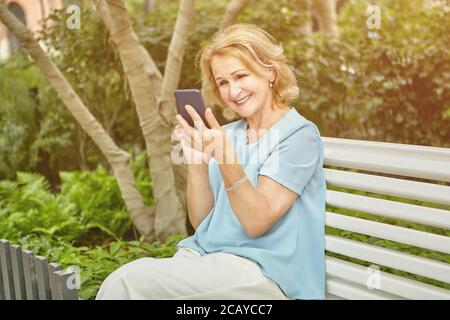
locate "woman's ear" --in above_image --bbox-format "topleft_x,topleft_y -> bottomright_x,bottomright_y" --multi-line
266,67 -> 276,83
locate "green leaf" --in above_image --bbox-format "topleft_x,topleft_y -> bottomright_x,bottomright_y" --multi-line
109,242 -> 121,256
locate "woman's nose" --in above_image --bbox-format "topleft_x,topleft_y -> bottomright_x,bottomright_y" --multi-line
229,82 -> 242,100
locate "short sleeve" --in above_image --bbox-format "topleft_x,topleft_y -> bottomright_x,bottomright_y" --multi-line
258,123 -> 321,195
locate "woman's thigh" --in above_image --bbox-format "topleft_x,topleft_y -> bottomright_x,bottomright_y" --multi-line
96,249 -> 288,300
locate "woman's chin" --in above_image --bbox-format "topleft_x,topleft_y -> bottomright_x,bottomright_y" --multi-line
233,104 -> 254,117
226,101 -> 257,118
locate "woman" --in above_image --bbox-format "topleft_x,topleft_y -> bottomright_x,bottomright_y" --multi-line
96,23 -> 326,300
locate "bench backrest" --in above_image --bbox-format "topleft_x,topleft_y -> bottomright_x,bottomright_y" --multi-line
323,137 -> 450,299
0,240 -> 78,300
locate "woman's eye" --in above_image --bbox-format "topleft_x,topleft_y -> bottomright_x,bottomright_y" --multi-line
218,74 -> 248,86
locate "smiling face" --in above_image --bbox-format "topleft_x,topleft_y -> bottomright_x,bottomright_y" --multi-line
211,54 -> 275,118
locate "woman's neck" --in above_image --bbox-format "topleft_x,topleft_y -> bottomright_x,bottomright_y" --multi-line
245,103 -> 291,144
247,103 -> 289,130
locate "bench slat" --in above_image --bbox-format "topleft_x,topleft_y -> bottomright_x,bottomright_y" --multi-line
10,245 -> 26,300
326,276 -> 402,300
322,137 -> 450,161
324,168 -> 450,206
48,263 -> 63,300
324,151 -> 450,182
327,190 -> 450,229
323,138 -> 450,182
326,257 -> 450,299
0,240 -> 15,300
323,137 -> 450,162
34,256 -> 52,300
0,246 -> 3,300
54,269 -> 78,300
326,235 -> 450,283
21,249 -> 39,300
326,212 -> 450,254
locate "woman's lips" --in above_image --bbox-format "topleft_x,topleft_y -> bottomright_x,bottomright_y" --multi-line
235,94 -> 252,107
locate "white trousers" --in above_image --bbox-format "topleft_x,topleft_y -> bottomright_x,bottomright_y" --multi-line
95,247 -> 289,300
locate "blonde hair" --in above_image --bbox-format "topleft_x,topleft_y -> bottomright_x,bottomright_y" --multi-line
197,23 -> 299,120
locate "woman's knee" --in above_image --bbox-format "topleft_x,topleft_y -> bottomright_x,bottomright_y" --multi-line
96,258 -> 159,300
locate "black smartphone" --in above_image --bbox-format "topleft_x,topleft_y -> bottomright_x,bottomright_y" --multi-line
174,89 -> 211,129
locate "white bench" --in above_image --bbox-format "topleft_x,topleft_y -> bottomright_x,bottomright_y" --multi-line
323,138 -> 450,299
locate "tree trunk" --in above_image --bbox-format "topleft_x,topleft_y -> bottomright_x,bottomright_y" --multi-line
1,0 -> 262,243
313,0 -> 338,38
296,0 -> 313,41
220,0 -> 252,30
0,1 -> 157,242
95,0 -> 195,241
157,0 -> 196,237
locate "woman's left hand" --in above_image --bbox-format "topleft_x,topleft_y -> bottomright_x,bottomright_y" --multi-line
175,105 -> 231,163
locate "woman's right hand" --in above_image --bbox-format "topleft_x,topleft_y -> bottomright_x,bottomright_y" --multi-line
174,124 -> 211,165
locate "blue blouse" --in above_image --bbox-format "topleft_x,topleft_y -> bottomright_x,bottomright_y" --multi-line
176,107 -> 326,299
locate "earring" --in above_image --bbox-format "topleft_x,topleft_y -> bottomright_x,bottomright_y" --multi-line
269,81 -> 273,88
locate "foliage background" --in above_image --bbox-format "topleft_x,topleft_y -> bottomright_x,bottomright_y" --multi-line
1,0 -> 448,184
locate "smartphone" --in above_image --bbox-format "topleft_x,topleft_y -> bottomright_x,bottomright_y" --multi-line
174,89 -> 211,129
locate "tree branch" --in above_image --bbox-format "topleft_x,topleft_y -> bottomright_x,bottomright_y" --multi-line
0,1 -> 157,242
